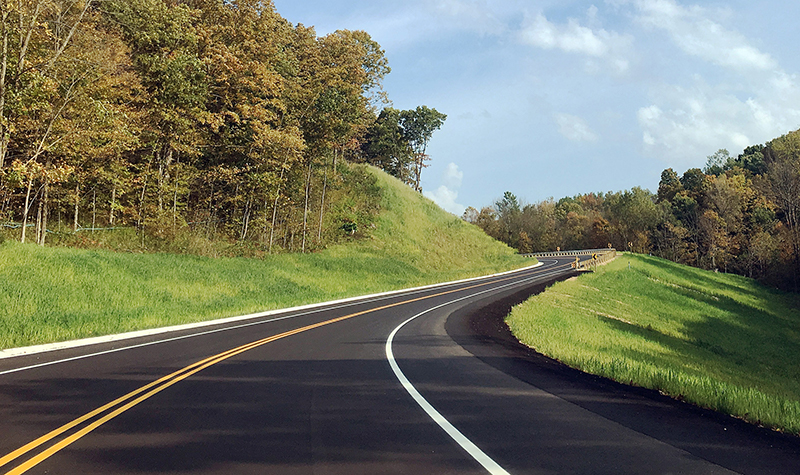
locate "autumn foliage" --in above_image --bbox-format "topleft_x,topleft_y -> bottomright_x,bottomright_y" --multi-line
468,129 -> 800,290
0,0 -> 444,255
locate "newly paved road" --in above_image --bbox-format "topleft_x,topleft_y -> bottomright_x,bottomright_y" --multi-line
0,258 -> 798,474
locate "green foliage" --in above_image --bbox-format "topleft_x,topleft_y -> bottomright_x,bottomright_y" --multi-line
360,105 -> 447,190
508,253 -> 800,434
703,149 -> 731,176
360,108 -> 413,181
657,168 -> 682,203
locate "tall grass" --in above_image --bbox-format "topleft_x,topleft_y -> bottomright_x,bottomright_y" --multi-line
0,166 -> 530,349
507,253 -> 800,434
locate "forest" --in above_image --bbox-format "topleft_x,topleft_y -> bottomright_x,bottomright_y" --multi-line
466,129 -> 800,290
0,0 -> 445,255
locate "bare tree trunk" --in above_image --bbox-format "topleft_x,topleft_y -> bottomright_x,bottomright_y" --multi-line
0,6 -> 8,170
157,150 -> 164,212
73,181 -> 79,231
269,163 -> 286,253
262,198 -> 269,245
240,192 -> 252,241
172,161 -> 179,229
301,160 -> 312,253
35,187 -> 42,244
207,180 -> 214,237
414,153 -> 422,192
38,178 -> 48,245
91,188 -> 96,233
21,175 -> 33,243
137,174 -> 148,231
317,151 -> 331,243
109,183 -> 116,226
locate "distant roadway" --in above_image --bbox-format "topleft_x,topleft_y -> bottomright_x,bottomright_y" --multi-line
1,257 -> 799,474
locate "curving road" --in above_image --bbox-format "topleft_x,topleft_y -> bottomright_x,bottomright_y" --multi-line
1,258 -> 799,474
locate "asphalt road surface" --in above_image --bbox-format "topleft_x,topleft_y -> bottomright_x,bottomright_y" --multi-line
1,258 -> 798,474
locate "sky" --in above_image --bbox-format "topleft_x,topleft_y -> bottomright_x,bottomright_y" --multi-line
271,0 -> 800,215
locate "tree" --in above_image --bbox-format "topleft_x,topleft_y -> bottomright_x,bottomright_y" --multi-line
461,206 -> 479,223
657,168 -> 682,203
105,0 -> 209,237
605,187 -> 659,252
704,149 -> 730,176
361,107 -> 413,181
520,199 -> 558,251
495,191 -> 522,247
763,129 -> 800,286
399,106 -> 446,192
735,145 -> 767,176
680,168 -> 709,202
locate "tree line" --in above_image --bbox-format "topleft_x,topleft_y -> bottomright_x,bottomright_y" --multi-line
466,129 -> 800,290
0,0 -> 445,254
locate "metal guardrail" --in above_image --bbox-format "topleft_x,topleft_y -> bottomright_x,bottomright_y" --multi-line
522,248 -> 616,258
576,249 -> 616,271
523,248 -> 617,272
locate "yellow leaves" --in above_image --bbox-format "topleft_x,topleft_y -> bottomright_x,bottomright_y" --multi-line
10,159 -> 73,184
767,128 -> 800,163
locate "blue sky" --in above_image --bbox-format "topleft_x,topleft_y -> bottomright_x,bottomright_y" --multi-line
272,0 -> 800,215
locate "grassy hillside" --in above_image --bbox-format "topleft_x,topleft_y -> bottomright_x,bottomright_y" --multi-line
0,165 -> 529,350
508,253 -> 800,434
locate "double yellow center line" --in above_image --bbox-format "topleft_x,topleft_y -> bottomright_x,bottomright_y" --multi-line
0,266 -> 559,474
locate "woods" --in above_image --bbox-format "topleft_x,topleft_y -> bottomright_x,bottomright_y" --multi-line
467,129 -> 800,290
0,0 -> 445,255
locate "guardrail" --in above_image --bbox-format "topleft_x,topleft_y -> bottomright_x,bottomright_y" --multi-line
523,248 -> 617,272
522,248 -> 616,258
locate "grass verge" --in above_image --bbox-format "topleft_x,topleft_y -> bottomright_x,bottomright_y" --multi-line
507,253 -> 800,434
0,166 -> 530,349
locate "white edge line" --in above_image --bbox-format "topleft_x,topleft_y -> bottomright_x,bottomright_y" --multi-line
0,261 -> 544,360
384,273 -> 556,475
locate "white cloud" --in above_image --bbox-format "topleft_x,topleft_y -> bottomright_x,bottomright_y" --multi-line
555,113 -> 599,142
441,162 -> 464,189
434,0 -> 507,36
519,9 -> 632,73
636,74 -> 800,165
619,0 -> 800,164
630,0 -> 776,71
424,162 -> 466,215
522,14 -> 606,56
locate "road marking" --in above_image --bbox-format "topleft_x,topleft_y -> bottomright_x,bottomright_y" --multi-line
0,264 -> 570,475
0,263 -> 546,360
385,272 -> 564,475
1,262 -> 551,377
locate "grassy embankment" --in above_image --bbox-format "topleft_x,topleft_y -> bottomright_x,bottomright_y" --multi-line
508,253 -> 800,434
0,166 -> 530,350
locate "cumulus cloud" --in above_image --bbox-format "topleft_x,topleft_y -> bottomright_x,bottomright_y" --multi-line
636,76 -> 800,165
626,0 -> 800,164
555,113 -> 599,142
424,162 -> 467,215
629,0 -> 776,71
519,9 -> 632,73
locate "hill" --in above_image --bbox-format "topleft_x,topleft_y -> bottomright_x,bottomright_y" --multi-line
508,253 -> 800,434
0,165 -> 529,350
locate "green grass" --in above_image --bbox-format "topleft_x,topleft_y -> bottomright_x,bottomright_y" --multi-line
0,166 -> 530,349
507,253 -> 800,434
